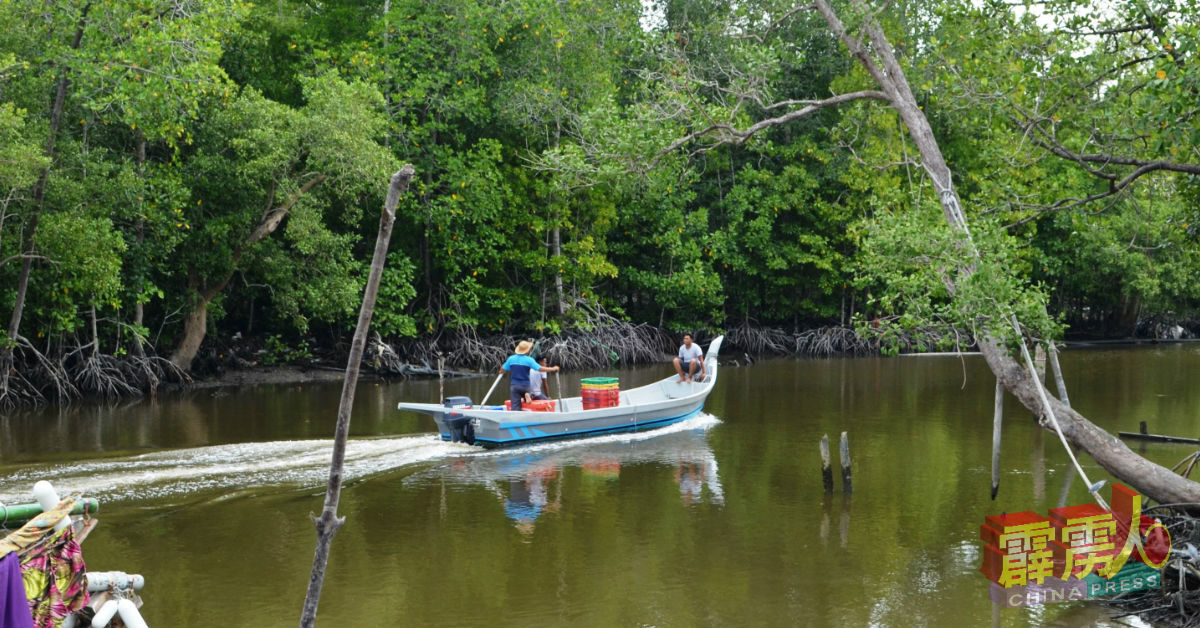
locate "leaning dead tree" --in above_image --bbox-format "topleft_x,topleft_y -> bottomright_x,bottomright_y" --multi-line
300,164 -> 414,628
813,0 -> 1200,505
663,1 -> 1200,504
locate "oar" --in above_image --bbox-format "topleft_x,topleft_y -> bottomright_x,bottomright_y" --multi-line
555,370 -> 564,412
480,371 -> 504,406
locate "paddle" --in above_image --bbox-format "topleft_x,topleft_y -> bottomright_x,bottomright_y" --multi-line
479,371 -> 504,406
555,370 -> 563,412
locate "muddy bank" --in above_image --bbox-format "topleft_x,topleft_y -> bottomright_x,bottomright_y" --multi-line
181,365 -> 379,390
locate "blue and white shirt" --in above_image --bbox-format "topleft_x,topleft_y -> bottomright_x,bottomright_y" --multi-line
502,354 -> 542,387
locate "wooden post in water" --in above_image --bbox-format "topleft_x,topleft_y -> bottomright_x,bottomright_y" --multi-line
437,352 -> 445,402
820,434 -> 834,493
839,432 -> 852,493
820,494 -> 831,545
301,165 -> 414,628
991,378 -> 1003,500
1047,343 -> 1070,407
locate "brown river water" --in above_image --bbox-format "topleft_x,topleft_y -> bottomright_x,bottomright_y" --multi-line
1,344 -> 1196,627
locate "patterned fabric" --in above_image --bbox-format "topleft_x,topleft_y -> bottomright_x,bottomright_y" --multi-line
0,499 -> 80,560
0,498 -> 90,628
0,552 -> 35,628
19,525 -> 88,628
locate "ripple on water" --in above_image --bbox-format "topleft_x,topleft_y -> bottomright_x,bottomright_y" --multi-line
0,414 -> 721,506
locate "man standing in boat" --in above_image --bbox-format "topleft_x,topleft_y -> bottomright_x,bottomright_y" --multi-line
673,333 -> 706,383
501,341 -> 559,411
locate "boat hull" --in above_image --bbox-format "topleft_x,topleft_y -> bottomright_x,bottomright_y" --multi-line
399,336 -> 723,448
471,397 -> 707,447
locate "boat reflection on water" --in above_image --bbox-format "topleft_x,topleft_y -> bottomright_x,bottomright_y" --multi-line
403,415 -> 724,533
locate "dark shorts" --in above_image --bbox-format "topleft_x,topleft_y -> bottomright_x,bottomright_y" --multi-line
510,385 -> 531,411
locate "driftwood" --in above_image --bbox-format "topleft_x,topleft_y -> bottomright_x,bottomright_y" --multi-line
300,164 -> 414,628
1119,432 -> 1200,446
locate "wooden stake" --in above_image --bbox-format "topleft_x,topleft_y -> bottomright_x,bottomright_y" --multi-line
991,378 -> 1003,500
437,353 -> 445,402
820,434 -> 833,493
1033,345 -> 1047,384
839,432 -> 852,493
301,165 -> 414,628
1047,343 -> 1070,407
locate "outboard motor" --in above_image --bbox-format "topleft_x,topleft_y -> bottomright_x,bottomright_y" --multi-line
442,396 -> 473,443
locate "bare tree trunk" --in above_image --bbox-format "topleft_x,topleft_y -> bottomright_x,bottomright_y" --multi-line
1,5 -> 91,393
980,337 -> 1200,503
300,164 -> 414,628
814,0 -> 1200,504
89,305 -> 99,357
132,137 -> 159,396
552,222 -> 564,316
170,284 -> 211,370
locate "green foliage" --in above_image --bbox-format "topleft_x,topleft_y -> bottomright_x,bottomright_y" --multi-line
855,198 -> 1061,350
32,213 -> 126,333
373,254 -> 419,338
5,0 -> 1200,378
260,333 -> 312,366
0,102 -> 46,197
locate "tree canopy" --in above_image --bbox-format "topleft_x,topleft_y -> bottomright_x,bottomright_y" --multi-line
1,0 -> 1199,406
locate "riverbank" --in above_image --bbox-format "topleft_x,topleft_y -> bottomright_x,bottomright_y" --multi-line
182,328 -> 1200,392
181,364 -> 381,390
8,321 -> 1200,406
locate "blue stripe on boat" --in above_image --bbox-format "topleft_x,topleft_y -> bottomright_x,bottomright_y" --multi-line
476,405 -> 704,445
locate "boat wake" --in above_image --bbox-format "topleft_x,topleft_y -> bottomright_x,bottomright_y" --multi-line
0,414 -> 721,506
0,435 -> 471,506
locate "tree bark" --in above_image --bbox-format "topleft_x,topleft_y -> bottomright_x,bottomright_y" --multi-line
812,0 -> 1200,504
552,220 -> 565,316
1,5 -> 91,392
300,164 -> 414,628
170,281 -> 213,371
169,174 -> 326,372
132,137 -> 159,396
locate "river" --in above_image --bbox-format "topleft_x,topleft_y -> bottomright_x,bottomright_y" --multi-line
1,344 -> 1195,627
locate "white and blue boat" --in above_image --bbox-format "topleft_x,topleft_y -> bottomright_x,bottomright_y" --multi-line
397,336 -> 722,447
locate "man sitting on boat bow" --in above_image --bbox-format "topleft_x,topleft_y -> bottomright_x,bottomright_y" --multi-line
673,333 -> 706,383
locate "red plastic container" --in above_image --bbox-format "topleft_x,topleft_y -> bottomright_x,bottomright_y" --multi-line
505,399 -> 556,412
581,386 -> 620,410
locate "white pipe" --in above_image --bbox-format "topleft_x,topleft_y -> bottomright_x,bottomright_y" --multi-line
116,599 -> 149,628
91,601 -> 120,628
32,480 -> 70,532
86,572 -> 145,593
